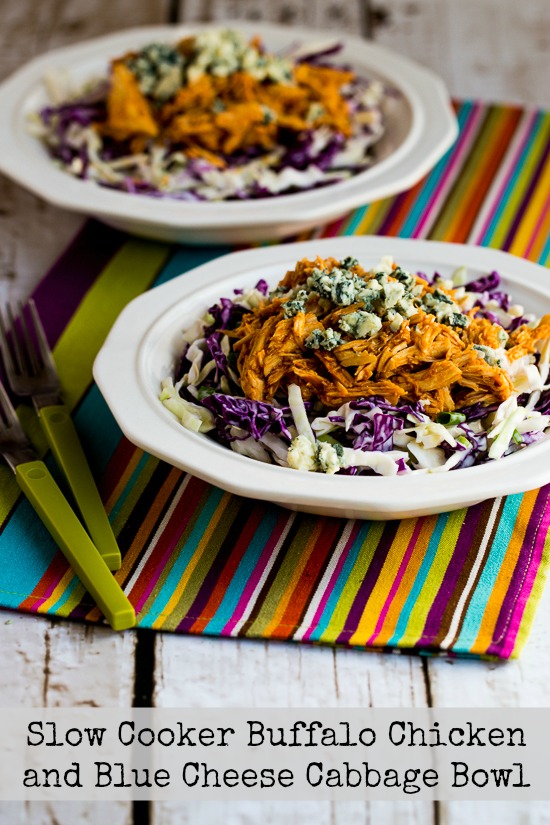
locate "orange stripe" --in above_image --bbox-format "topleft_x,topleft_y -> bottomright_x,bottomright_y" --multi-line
152,492 -> 233,629
36,568 -> 81,614
118,467 -> 181,578
370,517 -> 436,646
261,520 -> 326,637
470,489 -> 537,654
442,109 -> 521,242
525,190 -> 550,262
269,519 -> 341,638
348,518 -> 419,645
509,152 -> 550,259
380,181 -> 425,236
189,506 -> 265,633
104,446 -> 144,513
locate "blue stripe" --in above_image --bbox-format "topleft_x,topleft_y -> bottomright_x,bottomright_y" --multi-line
385,512 -> 451,646
155,245 -> 231,286
204,506 -> 281,634
452,494 -> 524,652
138,486 -> 226,626
308,520 -> 373,642
479,111 -> 545,246
398,103 -> 471,237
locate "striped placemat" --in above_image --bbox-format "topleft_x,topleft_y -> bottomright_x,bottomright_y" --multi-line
1,101 -> 549,659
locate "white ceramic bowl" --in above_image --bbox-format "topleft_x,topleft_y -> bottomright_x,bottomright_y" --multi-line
94,236 -> 550,520
0,22 -> 457,245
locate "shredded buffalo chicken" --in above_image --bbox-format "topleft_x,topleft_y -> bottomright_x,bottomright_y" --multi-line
229,257 -> 550,416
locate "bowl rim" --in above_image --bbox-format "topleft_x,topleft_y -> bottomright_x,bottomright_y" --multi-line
0,21 -> 457,232
94,235 -> 550,517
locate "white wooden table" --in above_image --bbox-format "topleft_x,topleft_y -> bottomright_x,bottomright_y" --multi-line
1,3 -> 549,823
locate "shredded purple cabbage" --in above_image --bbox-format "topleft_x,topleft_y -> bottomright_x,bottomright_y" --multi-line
205,333 -> 227,380
351,411 -> 402,452
535,389 -> 550,415
204,297 -> 247,335
349,396 -> 429,422
200,394 -> 293,442
466,271 -> 500,293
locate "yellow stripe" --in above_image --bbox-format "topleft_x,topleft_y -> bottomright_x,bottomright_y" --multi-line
112,456 -> 160,540
373,518 -> 435,646
257,520 -> 324,637
526,192 -> 550,262
54,240 -> 170,410
319,521 -> 386,644
38,569 -> 84,615
353,198 -> 394,236
151,492 -> 232,628
508,153 -> 550,259
104,448 -> 145,514
348,519 -> 418,645
470,490 -> 536,654
398,509 -> 465,644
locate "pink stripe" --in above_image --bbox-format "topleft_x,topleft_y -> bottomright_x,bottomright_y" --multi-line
320,214 -> 349,238
472,111 -> 539,244
365,518 -> 425,646
220,514 -> 289,635
524,188 -> 550,259
31,577 -> 64,611
300,521 -> 362,641
499,498 -> 550,658
411,103 -> 485,239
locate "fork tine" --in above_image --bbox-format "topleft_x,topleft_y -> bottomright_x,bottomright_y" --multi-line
16,302 -> 41,376
0,377 -> 16,428
6,303 -> 28,376
27,299 -> 56,371
0,306 -> 18,376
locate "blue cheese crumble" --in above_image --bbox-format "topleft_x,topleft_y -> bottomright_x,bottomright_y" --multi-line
127,44 -> 184,101
473,344 -> 502,366
287,435 -> 344,473
280,255 -> 474,350
421,289 -> 470,328
282,289 -> 308,318
305,327 -> 343,350
185,30 -> 293,85
338,310 -> 382,338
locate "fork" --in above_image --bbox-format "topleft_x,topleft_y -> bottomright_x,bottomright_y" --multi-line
0,300 -> 121,571
0,379 -> 135,630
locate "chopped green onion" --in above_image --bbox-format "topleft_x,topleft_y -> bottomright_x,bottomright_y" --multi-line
436,411 -> 467,426
512,429 -> 523,445
317,434 -> 341,446
197,385 -> 216,400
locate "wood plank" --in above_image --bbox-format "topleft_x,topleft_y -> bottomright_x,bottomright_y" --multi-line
1,4 -> 549,825
0,0 -> 170,82
0,611 -> 136,824
442,802 -> 550,825
153,635 -> 429,707
152,636 -> 433,824
371,0 -> 550,107
153,799 -> 432,825
180,0 -> 365,32
0,178 -> 83,304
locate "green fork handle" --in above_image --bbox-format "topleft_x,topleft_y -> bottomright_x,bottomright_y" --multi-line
15,460 -> 135,631
39,404 -> 121,571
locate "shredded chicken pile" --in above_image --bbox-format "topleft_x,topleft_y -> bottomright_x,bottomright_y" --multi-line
101,44 -> 356,163
230,257 -> 550,416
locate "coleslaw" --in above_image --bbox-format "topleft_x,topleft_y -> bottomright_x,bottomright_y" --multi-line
161,254 -> 550,476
